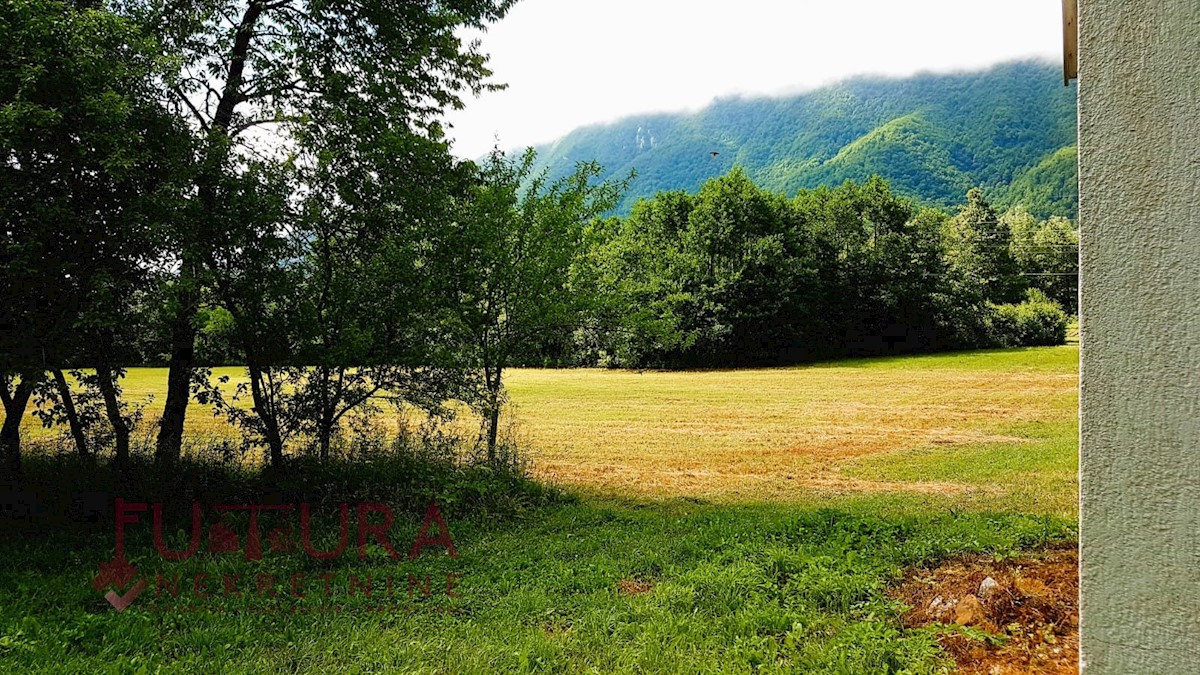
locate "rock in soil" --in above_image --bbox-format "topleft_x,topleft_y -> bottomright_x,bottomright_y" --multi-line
954,594 -> 989,627
978,576 -> 1001,600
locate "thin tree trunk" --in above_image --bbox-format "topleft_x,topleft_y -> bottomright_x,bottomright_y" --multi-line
52,370 -> 89,461
96,365 -> 129,470
247,361 -> 284,470
316,422 -> 331,458
156,296 -> 195,465
0,374 -> 37,482
318,366 -> 331,461
485,365 -> 503,465
318,417 -> 332,461
486,402 -> 500,464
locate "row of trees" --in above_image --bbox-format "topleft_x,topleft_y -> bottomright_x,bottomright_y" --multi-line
1,0 -> 622,480
524,174 -> 1076,369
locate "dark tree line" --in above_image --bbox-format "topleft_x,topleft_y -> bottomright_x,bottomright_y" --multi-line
533,173 -> 1074,369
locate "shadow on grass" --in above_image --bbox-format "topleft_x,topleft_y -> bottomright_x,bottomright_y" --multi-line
0,437 -> 567,540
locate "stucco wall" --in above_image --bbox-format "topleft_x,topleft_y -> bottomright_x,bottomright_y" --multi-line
1078,0 -> 1200,671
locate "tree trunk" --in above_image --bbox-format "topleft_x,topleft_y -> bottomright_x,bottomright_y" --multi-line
317,366 -> 332,461
155,292 -> 195,465
96,365 -> 129,470
486,402 -> 500,464
247,361 -> 284,470
52,370 -> 89,461
156,0 -> 265,466
484,366 -> 503,465
318,419 -> 332,461
1,375 -> 36,482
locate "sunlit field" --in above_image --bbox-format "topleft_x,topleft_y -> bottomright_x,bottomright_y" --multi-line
14,345 -> 1078,516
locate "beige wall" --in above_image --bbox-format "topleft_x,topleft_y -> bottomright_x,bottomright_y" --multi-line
1078,0 -> 1200,670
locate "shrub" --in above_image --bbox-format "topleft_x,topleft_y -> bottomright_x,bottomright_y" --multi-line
989,289 -> 1068,347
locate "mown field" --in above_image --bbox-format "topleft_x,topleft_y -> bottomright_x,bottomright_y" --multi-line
1,346 -> 1079,673
17,345 -> 1079,515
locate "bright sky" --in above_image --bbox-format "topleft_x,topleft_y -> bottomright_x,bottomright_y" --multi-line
444,0 -> 1063,159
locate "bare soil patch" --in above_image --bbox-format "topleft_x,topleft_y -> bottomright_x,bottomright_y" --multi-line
616,578 -> 653,595
891,545 -> 1078,674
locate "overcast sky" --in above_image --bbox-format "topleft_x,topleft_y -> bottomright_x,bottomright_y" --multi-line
443,0 -> 1063,158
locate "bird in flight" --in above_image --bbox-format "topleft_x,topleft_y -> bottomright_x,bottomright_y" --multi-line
709,151 -> 720,158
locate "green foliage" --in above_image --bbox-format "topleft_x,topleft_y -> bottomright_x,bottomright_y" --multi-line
194,307 -> 238,365
996,146 -> 1079,220
445,148 -> 626,457
989,289 -> 1069,348
135,0 -> 522,464
942,188 -> 1025,304
587,168 -> 821,366
526,60 -> 1078,218
0,0 -> 192,474
582,172 -> 1065,368
0,0 -> 188,373
1005,206 -> 1078,313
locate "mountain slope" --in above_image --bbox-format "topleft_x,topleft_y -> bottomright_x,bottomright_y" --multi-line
995,145 -> 1079,219
527,60 -> 1078,217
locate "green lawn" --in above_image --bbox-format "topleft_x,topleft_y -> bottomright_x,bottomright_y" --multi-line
0,497 -> 1072,673
0,347 -> 1079,673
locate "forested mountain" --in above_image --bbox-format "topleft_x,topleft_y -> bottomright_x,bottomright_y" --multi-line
526,60 -> 1078,218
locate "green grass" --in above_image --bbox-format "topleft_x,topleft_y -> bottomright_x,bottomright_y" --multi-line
1,346 -> 1080,672
0,497 -> 1073,674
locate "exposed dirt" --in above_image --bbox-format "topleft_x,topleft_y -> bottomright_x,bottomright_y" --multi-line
616,578 -> 654,596
891,545 -> 1078,674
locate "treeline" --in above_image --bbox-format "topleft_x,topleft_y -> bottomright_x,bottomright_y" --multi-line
521,171 -> 1077,369
2,0 -> 620,481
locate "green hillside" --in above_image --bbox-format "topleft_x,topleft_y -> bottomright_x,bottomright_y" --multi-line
527,60 -> 1078,217
995,145 -> 1079,219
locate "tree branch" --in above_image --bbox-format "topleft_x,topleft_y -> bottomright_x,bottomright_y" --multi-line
228,116 -> 292,137
212,0 -> 266,133
172,86 -> 210,129
0,375 -> 12,409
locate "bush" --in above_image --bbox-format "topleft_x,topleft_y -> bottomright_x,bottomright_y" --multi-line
989,289 -> 1068,347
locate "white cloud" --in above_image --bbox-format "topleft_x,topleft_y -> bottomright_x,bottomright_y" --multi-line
443,0 -> 1064,159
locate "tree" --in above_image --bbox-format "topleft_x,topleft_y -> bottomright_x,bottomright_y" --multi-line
677,168 -> 816,363
942,188 -> 1025,304
1,0 -> 186,477
449,149 -> 623,462
795,176 -> 919,356
127,0 -> 517,464
184,106 -> 482,467
1005,207 -> 1078,313
580,191 -> 697,367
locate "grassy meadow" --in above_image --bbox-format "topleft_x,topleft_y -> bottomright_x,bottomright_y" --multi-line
17,344 -> 1079,515
0,346 -> 1079,673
